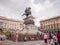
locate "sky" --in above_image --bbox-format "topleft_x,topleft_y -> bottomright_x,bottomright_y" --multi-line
0,0 -> 60,26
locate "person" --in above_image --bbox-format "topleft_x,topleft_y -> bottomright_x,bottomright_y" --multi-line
12,34 -> 16,42
48,33 -> 53,44
0,36 -> 2,41
44,34 -> 48,44
0,33 -> 5,45
49,34 -> 54,45
57,31 -> 60,45
16,33 -> 18,42
53,34 -> 58,45
0,36 -> 3,45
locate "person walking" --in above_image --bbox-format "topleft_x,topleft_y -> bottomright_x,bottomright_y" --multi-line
53,34 -> 58,45
0,33 -> 5,45
44,33 -> 48,45
0,35 -> 3,45
48,33 -> 53,44
57,31 -> 60,45
49,34 -> 54,45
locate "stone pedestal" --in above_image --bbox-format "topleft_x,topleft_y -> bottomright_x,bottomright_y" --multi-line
23,16 -> 35,25
17,16 -> 42,41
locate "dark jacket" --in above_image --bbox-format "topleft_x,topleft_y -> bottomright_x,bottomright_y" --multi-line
0,37 -> 2,41
57,33 -> 60,42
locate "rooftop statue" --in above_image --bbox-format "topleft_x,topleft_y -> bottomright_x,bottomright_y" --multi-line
22,7 -> 31,17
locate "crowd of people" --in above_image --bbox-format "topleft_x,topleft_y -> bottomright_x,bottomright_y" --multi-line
0,31 -> 60,45
43,31 -> 60,45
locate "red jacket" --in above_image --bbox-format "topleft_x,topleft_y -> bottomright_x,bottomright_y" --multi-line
57,34 -> 60,42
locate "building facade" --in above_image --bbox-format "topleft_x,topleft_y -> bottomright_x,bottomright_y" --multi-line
0,16 -> 24,33
39,16 -> 60,33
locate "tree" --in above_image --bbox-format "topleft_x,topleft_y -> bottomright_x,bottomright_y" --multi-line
0,28 -> 3,33
4,31 -> 13,39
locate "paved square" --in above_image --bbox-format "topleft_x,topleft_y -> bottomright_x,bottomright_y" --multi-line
4,40 -> 51,45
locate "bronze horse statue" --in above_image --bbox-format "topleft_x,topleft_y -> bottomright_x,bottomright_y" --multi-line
22,7 -> 31,17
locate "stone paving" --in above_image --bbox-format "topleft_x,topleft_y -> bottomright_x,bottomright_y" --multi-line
4,40 -> 51,45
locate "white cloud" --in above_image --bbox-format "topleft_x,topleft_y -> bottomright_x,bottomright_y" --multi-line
29,0 -> 60,26
0,0 -> 30,20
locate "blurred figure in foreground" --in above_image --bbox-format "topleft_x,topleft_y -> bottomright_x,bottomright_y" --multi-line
49,34 -> 54,45
57,31 -> 60,45
0,33 -> 6,45
44,33 -> 48,45
53,34 -> 58,45
48,33 -> 53,44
